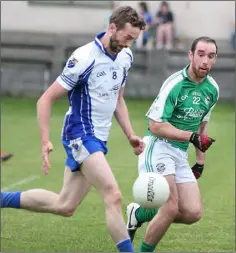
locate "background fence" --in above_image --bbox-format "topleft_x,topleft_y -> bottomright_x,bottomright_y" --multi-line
1,34 -> 235,100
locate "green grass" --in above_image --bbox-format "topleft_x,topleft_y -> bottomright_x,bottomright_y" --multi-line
1,97 -> 235,252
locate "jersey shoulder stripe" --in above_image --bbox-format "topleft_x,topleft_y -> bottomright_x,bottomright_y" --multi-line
160,70 -> 183,92
160,71 -> 184,95
207,75 -> 220,99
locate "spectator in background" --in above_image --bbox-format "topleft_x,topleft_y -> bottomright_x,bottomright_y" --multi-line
155,1 -> 174,50
136,2 -> 153,49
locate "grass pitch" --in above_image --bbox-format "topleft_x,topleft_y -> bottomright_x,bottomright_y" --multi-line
1,97 -> 235,252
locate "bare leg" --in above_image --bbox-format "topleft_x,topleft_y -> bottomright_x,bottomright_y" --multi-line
156,25 -> 165,49
80,151 -> 129,244
174,182 -> 202,224
164,23 -> 173,50
20,167 -> 92,216
143,175 -> 178,246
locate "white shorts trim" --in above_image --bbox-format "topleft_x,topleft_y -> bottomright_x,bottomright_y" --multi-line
138,136 -> 196,184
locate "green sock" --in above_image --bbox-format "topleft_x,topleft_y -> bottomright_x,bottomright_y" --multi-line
135,207 -> 158,223
138,241 -> 156,252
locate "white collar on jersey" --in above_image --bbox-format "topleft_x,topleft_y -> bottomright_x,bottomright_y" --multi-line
94,32 -> 118,61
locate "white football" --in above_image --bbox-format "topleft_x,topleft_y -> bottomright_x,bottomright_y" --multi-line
132,172 -> 170,208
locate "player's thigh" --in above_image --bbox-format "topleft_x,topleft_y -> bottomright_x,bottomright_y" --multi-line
60,137 -> 101,206
80,151 -> 120,200
138,137 -> 176,177
177,182 -> 202,219
162,174 -> 179,205
59,166 -> 92,206
175,159 -> 202,213
63,136 -> 118,198
151,174 -> 179,221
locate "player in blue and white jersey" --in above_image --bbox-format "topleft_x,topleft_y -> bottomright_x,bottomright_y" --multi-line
1,6 -> 146,252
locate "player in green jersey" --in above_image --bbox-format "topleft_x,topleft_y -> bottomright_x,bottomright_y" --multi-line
126,36 -> 219,252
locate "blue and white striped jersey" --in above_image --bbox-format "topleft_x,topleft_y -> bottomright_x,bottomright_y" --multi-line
57,32 -> 133,141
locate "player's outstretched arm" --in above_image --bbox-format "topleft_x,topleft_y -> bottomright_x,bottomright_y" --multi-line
149,120 -> 192,142
114,88 -> 145,155
37,81 -> 68,174
37,82 -> 68,143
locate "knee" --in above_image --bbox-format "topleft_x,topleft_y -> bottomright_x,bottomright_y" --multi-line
182,209 -> 203,224
166,201 -> 179,219
161,198 -> 179,220
103,185 -> 122,208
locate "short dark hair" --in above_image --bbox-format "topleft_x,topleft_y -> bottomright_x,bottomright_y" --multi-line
139,2 -> 148,13
160,1 -> 169,8
191,36 -> 218,54
109,6 -> 146,31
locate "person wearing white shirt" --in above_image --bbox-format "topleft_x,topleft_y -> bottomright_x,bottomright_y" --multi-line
1,6 -> 146,252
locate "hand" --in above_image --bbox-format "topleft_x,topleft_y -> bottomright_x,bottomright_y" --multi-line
128,135 -> 145,155
191,163 -> 204,179
189,133 -> 215,152
41,141 -> 54,175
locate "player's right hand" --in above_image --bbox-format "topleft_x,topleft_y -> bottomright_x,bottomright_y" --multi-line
41,141 -> 54,175
189,133 -> 215,152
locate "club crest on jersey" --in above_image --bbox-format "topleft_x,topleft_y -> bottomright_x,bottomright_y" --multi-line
205,96 -> 210,105
67,58 -> 78,68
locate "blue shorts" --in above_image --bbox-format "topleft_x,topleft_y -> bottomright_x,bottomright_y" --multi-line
62,136 -> 108,172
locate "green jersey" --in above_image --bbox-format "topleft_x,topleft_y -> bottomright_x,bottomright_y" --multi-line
146,65 -> 219,151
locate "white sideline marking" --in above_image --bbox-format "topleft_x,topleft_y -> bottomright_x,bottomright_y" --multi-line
1,175 -> 40,191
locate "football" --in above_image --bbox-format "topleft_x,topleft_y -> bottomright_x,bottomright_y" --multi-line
132,172 -> 170,208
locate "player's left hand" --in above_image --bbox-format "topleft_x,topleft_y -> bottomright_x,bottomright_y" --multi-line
128,135 -> 145,155
189,133 -> 215,152
191,163 -> 204,179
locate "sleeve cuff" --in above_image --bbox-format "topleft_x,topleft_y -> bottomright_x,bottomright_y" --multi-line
56,76 -> 73,91
146,114 -> 167,123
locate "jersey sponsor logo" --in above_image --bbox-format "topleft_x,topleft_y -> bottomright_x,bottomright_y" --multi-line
67,58 -> 78,68
183,107 -> 205,120
98,89 -> 119,100
109,84 -> 120,91
156,163 -> 166,173
97,71 -> 106,77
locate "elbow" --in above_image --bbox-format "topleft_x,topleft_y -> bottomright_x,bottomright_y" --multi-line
149,120 -> 162,135
149,121 -> 155,134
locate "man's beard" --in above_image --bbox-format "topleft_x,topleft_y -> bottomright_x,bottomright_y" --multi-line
192,64 -> 210,78
109,35 -> 123,53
